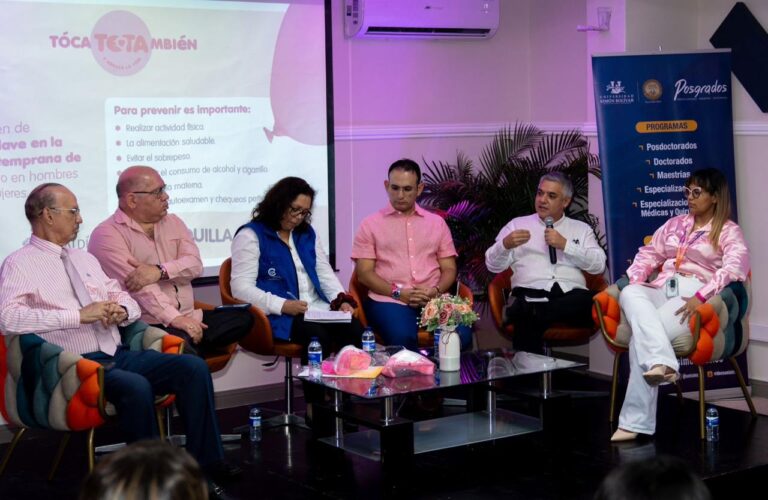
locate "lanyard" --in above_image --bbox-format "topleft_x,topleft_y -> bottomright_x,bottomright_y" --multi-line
674,229 -> 705,270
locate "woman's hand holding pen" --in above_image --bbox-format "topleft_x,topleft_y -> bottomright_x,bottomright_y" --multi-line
282,292 -> 308,316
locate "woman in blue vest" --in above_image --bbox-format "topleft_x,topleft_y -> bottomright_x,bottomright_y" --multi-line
230,177 -> 362,360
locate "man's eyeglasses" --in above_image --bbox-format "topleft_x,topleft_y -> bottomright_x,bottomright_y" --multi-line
289,205 -> 312,218
683,187 -> 704,199
47,207 -> 80,216
132,185 -> 167,199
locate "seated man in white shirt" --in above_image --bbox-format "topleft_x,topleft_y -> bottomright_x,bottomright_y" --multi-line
0,183 -> 240,493
484,172 -> 606,353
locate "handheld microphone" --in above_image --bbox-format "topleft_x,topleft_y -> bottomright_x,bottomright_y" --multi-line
544,216 -> 557,264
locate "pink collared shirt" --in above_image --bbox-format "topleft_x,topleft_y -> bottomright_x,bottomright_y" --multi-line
626,214 -> 750,300
0,235 -> 140,354
351,203 -> 457,304
88,209 -> 203,326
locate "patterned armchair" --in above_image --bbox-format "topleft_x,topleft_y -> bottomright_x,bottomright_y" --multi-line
0,322 -> 183,478
592,276 -> 755,439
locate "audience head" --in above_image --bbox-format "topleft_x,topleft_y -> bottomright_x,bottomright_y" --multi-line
252,176 -> 315,233
116,165 -> 170,224
594,455 -> 711,500
536,171 -> 573,221
25,183 -> 83,246
385,158 -> 423,215
685,168 -> 731,250
79,440 -> 207,500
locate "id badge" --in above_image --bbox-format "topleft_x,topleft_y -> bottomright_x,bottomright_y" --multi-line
665,277 -> 679,298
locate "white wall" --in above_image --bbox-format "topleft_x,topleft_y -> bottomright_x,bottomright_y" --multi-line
211,0 -> 768,392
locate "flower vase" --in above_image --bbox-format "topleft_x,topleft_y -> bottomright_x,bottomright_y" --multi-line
438,326 -> 461,371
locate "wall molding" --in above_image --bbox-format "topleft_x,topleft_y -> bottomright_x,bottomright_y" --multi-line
750,321 -> 768,344
334,120 -> 768,141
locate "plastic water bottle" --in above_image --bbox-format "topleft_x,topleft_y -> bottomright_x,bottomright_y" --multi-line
706,406 -> 719,442
433,328 -> 441,358
249,406 -> 262,443
308,337 -> 322,378
362,327 -> 376,355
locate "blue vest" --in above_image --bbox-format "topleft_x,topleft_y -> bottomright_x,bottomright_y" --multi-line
237,221 -> 329,341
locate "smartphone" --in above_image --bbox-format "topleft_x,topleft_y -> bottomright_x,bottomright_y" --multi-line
215,303 -> 252,310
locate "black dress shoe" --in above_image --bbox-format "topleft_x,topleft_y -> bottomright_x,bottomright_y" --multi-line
205,460 -> 243,483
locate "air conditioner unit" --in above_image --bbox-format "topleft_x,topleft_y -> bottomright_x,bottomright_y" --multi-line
344,0 -> 499,40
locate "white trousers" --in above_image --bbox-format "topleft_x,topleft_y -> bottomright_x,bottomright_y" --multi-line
617,275 -> 704,435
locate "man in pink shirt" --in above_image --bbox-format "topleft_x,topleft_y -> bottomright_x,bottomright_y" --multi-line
88,166 -> 251,357
352,159 -> 471,349
0,183 -> 238,486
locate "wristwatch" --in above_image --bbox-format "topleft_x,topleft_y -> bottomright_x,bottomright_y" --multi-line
390,283 -> 402,300
156,264 -> 169,281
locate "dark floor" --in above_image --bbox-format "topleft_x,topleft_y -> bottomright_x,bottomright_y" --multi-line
0,369 -> 764,499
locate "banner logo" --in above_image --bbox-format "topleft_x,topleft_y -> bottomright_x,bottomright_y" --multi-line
606,81 -> 625,94
673,79 -> 728,101
598,80 -> 635,105
642,79 -> 662,101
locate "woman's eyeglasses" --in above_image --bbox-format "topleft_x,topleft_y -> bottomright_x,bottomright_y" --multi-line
683,187 -> 704,199
289,206 -> 312,218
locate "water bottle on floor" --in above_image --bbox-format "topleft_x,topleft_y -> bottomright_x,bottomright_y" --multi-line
362,327 -> 375,356
308,337 -> 322,378
706,406 -> 719,442
249,406 -> 262,443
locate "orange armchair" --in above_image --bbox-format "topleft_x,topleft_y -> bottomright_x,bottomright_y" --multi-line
218,258 -> 305,428
348,270 -> 474,348
488,268 -> 607,347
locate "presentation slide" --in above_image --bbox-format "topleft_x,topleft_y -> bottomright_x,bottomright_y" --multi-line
0,0 -> 333,276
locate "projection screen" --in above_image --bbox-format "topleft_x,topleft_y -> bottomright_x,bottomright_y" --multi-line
0,0 -> 335,277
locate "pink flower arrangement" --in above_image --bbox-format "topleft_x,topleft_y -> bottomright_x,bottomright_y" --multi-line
419,294 -> 479,332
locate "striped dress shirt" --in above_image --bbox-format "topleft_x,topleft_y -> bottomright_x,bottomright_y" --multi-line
0,235 -> 140,354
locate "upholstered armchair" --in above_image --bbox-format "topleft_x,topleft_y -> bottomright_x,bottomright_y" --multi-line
348,270 -> 474,348
0,323 -> 182,478
592,277 -> 756,439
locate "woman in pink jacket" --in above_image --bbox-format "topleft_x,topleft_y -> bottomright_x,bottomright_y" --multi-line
611,168 -> 750,442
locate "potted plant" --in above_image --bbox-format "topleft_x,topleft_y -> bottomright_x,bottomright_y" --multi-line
419,123 -> 605,298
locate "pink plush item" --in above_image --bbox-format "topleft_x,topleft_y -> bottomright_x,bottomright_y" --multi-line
331,345 -> 372,375
321,358 -> 336,375
381,349 -> 435,377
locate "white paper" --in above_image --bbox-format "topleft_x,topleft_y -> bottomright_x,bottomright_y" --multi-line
304,310 -> 352,323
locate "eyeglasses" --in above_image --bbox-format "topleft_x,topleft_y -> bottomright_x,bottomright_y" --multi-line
48,207 -> 80,216
288,205 -> 312,218
132,185 -> 167,199
683,187 -> 704,199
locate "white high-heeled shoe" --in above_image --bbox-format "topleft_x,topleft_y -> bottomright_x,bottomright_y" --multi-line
610,428 -> 638,442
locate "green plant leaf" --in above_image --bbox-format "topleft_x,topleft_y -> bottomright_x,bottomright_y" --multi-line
419,124 -> 607,298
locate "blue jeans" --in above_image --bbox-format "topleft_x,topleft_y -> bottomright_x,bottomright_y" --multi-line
83,347 -> 224,467
363,299 -> 472,351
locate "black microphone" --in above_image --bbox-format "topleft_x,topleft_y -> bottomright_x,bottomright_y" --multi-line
544,216 -> 557,264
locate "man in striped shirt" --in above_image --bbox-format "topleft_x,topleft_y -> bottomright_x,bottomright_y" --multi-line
0,183 -> 238,485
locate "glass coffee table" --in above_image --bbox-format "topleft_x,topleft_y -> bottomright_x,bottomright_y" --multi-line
303,349 -> 584,463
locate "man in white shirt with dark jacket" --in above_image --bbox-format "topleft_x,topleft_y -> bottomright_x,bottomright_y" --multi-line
485,172 -> 606,353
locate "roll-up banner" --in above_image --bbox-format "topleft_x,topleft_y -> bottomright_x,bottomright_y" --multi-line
593,50 -> 745,394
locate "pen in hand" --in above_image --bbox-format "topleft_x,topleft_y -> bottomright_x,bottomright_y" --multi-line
283,291 -> 308,316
